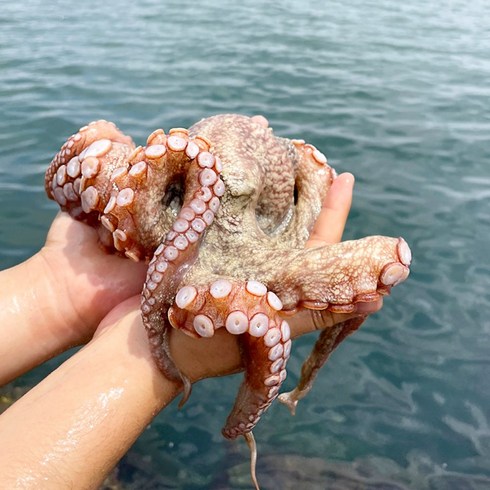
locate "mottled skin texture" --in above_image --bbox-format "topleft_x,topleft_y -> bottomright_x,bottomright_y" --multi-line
45,114 -> 411,489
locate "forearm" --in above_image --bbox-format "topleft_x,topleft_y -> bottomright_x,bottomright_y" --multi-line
0,299 -> 180,489
0,253 -> 76,385
0,213 -> 148,386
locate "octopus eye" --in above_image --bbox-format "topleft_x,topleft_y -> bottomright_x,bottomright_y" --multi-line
293,181 -> 299,205
162,179 -> 184,214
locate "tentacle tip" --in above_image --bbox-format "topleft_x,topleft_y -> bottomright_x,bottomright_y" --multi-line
278,392 -> 298,416
380,262 -> 410,287
177,374 -> 193,409
243,431 -> 260,490
397,237 -> 412,266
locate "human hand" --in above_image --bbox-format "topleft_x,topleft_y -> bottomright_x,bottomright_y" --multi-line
39,212 -> 147,342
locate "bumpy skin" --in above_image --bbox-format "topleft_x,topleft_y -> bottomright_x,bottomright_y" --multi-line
45,114 -> 411,487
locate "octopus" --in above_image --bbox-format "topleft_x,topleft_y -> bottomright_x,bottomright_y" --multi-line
45,114 -> 411,489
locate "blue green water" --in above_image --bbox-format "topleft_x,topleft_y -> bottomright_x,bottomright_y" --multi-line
1,0 -> 489,488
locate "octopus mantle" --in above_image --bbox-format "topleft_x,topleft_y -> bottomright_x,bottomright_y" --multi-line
45,114 -> 411,488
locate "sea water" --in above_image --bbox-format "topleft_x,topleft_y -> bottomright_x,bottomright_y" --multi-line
0,0 -> 489,487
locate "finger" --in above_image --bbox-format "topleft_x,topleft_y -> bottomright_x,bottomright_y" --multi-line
307,172 -> 355,247
288,297 -> 384,337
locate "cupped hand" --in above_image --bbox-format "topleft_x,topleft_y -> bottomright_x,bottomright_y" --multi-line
38,212 -> 147,343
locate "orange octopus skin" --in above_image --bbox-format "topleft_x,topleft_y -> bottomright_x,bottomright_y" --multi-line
45,114 -> 411,489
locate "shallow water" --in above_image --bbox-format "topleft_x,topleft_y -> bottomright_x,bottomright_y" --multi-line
1,0 -> 489,488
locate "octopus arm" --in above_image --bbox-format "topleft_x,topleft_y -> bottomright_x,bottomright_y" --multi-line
168,279 -> 291,489
278,315 -> 366,415
270,235 -> 411,313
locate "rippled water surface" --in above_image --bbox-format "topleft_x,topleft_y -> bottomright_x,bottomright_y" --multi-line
1,0 -> 489,488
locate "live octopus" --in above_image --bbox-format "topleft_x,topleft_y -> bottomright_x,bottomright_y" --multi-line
45,114 -> 411,489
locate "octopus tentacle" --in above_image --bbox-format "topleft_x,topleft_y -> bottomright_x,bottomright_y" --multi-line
168,279 -> 289,485
269,236 -> 410,419
278,315 -> 366,415
139,134 -> 224,400
282,139 -> 335,245
168,279 -> 289,431
103,127 -> 223,261
45,120 -> 135,229
270,236 -> 411,315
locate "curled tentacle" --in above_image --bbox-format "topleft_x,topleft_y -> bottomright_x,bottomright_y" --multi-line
139,131 -> 224,398
103,128 -> 223,261
168,279 -> 290,488
45,120 -> 135,246
270,236 -> 411,415
168,279 -> 289,431
45,122 -> 224,262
